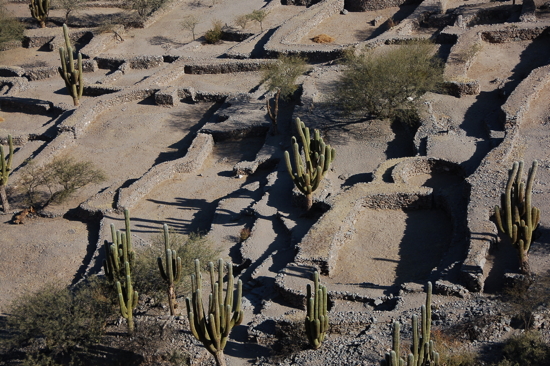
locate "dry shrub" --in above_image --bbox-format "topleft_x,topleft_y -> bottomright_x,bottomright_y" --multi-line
2,277 -> 113,365
204,19 -> 223,44
133,230 -> 220,304
312,34 -> 334,43
496,331 -> 550,366
239,227 -> 251,242
431,328 -> 478,366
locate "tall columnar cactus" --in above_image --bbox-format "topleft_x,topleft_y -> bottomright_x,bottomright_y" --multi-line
103,209 -> 135,282
305,271 -> 329,349
284,118 -> 335,211
29,0 -> 50,28
0,135 -> 13,213
116,261 -> 138,335
186,259 -> 243,366
382,282 -> 439,366
494,160 -> 540,274
158,224 -> 182,316
58,24 -> 83,107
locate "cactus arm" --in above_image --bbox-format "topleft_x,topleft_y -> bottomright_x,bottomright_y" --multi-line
284,118 -> 335,211
304,271 -> 328,349
58,24 -> 84,106
185,259 -> 243,366
494,161 -> 539,274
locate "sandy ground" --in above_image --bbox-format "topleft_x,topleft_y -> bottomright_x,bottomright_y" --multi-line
2,0 -> 550,364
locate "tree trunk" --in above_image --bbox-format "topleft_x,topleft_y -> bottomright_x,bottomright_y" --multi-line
167,285 -> 178,316
519,252 -> 530,276
306,193 -> 313,211
73,97 -> 80,107
0,185 -> 9,212
213,350 -> 227,366
266,90 -> 280,135
40,20 -> 46,28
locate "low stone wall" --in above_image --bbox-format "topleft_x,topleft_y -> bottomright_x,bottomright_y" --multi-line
117,133 -> 214,209
344,0 -> 411,12
59,88 -> 157,138
460,64 -> 550,292
183,59 -> 274,74
264,0 -> 348,62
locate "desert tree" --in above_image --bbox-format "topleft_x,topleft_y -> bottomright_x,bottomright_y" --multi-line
17,156 -> 106,208
181,15 -> 200,41
262,54 -> 308,134
248,9 -> 268,32
333,40 -> 443,123
127,0 -> 165,18
54,0 -> 84,24
234,14 -> 249,29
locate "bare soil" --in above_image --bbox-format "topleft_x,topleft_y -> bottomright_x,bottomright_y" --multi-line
2,0 -> 550,364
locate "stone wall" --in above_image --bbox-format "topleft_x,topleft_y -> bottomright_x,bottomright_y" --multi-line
461,63 -> 550,292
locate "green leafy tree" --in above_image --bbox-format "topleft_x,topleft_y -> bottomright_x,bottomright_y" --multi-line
247,9 -> 268,32
334,40 -> 443,121
262,55 -> 307,134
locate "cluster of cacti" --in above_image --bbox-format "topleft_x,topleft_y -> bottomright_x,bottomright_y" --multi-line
382,282 -> 439,366
103,210 -> 138,334
305,271 -> 329,349
186,259 -> 243,366
494,160 -> 540,274
58,24 -> 84,107
158,224 -> 182,316
29,0 -> 50,28
284,118 -> 335,211
0,135 -> 13,212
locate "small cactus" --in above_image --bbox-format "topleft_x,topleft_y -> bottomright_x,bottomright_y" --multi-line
186,259 -> 243,366
0,135 -> 13,212
284,118 -> 335,211
116,262 -> 138,335
158,224 -> 182,315
29,0 -> 50,28
494,160 -> 540,274
103,209 -> 135,282
103,209 -> 138,334
382,282 -> 439,366
305,271 -> 329,349
58,24 -> 83,106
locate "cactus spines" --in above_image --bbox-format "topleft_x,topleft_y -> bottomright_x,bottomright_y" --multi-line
103,209 -> 135,282
29,0 -> 50,28
0,135 -> 13,212
58,24 -> 83,106
186,259 -> 243,366
116,262 -> 138,335
305,271 -> 329,349
158,224 -> 182,316
494,160 -> 540,274
284,118 -> 335,211
382,282 -> 438,366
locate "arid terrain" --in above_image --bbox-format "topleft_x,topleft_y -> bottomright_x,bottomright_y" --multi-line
2,0 -> 550,364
